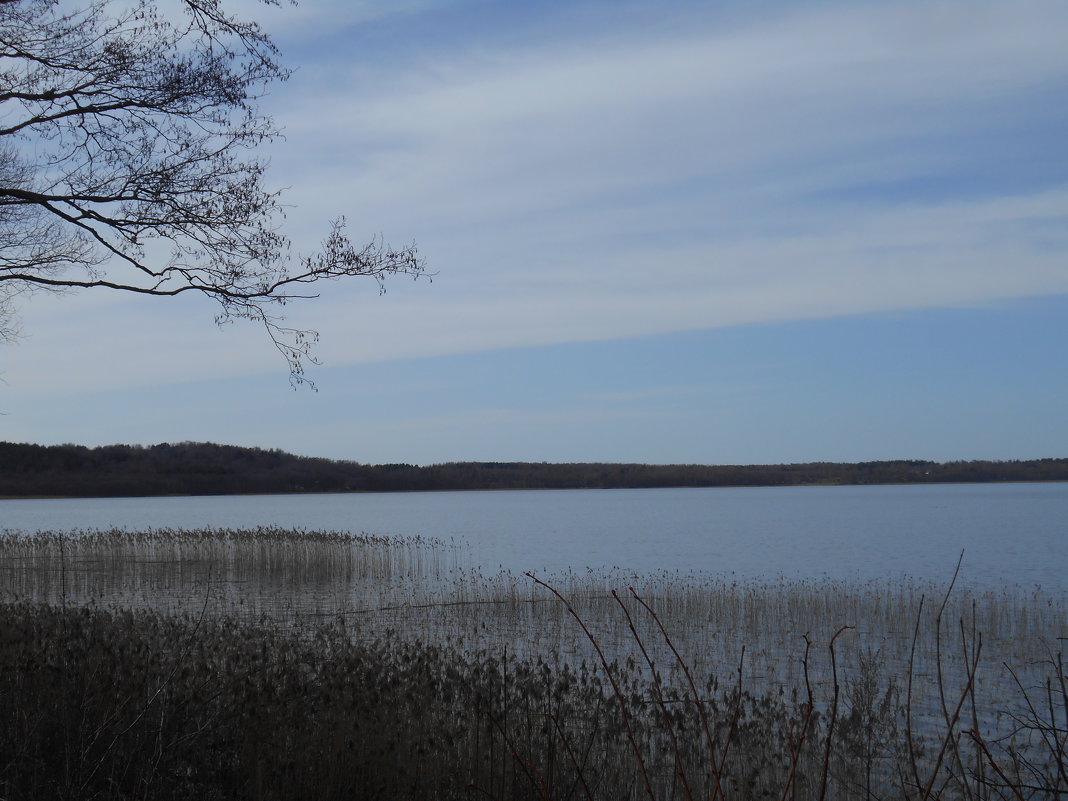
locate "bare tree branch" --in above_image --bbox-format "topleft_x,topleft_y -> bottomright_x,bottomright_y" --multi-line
0,0 -> 426,386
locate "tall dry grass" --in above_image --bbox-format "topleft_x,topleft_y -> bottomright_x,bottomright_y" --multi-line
0,526 -> 462,617
0,528 -> 1064,799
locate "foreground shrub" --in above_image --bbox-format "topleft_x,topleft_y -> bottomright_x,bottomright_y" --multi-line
0,603 -> 485,799
1,532 -> 1064,800
2,599 -> 1065,800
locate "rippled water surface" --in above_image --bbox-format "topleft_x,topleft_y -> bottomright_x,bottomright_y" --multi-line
2,481 -> 1064,589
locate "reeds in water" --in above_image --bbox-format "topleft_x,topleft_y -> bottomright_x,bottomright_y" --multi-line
0,526 -> 462,619
0,528 -> 1064,799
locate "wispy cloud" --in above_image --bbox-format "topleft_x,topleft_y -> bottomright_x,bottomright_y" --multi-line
6,0 -> 1067,397
250,0 -> 1068,368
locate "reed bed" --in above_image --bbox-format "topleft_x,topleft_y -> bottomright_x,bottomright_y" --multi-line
0,527 -> 1065,799
0,526 -> 463,617
4,528 -> 1060,707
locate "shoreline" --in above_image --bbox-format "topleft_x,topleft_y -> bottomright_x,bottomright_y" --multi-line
2,475 -> 1067,501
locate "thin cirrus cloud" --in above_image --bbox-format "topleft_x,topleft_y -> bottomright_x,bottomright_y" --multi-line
282,1 -> 1066,207
3,0 -> 1066,399
260,0 -> 1068,373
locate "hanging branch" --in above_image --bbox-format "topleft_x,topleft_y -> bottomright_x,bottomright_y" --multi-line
0,0 -> 427,385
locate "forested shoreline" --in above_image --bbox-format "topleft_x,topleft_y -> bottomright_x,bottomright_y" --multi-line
1,441 -> 1065,498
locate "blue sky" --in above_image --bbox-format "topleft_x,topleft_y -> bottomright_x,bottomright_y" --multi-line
2,0 -> 1067,465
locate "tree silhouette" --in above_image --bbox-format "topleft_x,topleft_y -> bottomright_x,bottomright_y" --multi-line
0,0 -> 425,384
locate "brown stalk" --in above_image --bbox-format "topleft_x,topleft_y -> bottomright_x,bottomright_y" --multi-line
468,782 -> 501,800
964,729 -> 1026,801
549,711 -> 595,801
629,586 -> 724,801
905,593 -> 926,795
923,625 -> 983,800
962,609 -> 983,798
1003,657 -> 1068,792
818,625 -> 854,801
922,550 -> 981,801
611,588 -> 694,801
780,634 -> 816,801
483,708 -> 554,801
526,572 -> 657,801
718,644 -> 747,793
939,619 -> 978,801
1054,649 -> 1068,790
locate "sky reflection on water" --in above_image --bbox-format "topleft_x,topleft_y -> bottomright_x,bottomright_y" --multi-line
2,482 -> 1064,590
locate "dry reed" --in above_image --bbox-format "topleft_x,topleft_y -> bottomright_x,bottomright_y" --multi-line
0,527 -> 1064,799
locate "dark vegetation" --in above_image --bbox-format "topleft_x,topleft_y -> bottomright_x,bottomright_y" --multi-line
0,600 -> 843,801
1,441 -> 1066,497
1,529 -> 1065,800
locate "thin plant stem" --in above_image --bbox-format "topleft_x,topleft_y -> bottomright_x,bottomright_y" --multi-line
780,634 -> 816,801
484,709 -> 554,801
818,625 -> 854,801
526,572 -> 657,801
611,588 -> 694,801
906,594 -> 926,795
550,711 -> 595,801
629,586 -> 724,801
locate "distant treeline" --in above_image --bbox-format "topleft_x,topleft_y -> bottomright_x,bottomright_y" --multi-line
1,441 -> 1066,498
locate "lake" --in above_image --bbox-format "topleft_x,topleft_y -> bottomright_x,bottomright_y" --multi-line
3,481 -> 1064,801
1,481 -> 1065,590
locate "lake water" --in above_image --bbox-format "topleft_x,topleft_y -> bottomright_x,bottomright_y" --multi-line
1,482 -> 1065,590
